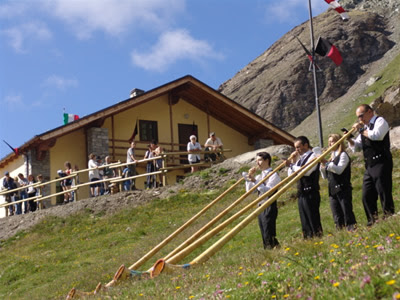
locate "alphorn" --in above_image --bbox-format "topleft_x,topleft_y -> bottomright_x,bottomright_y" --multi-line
66,154 -> 294,297
151,128 -> 356,276
100,153 -> 296,287
66,176 -> 244,297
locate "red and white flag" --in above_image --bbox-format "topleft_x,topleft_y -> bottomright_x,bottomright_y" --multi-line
324,0 -> 349,21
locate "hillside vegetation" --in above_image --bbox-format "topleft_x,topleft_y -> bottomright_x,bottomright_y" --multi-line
0,145 -> 399,299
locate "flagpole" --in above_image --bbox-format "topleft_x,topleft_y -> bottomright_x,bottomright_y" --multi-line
307,0 -> 324,147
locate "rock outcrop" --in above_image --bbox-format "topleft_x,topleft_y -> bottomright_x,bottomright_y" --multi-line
218,9 -> 398,131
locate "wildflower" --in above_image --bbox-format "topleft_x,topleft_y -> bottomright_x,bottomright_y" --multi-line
262,262 -> 267,266
245,282 -> 249,285
314,276 -> 320,280
386,280 -> 396,285
189,296 -> 194,299
285,247 -> 290,251
271,296 -> 276,299
238,272 -> 242,276
360,275 -> 371,288
333,282 -> 340,287
176,286 -> 181,290
139,293 -> 143,296
239,266 -> 243,270
283,294 -> 290,298
393,292 -> 400,299
261,281 -> 268,286
237,283 -> 243,288
287,263 -> 292,267
330,259 -> 335,263
295,252 -> 299,256
319,241 -> 324,245
258,273 -> 264,276
331,243 -> 339,249
396,269 -> 400,274
226,296 -> 231,298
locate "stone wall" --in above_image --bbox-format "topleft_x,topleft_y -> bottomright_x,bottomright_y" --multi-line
29,148 -> 51,207
87,127 -> 109,159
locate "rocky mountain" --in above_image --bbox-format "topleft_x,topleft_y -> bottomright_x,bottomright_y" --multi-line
218,0 -> 400,131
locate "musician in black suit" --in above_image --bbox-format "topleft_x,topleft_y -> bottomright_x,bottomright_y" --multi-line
285,136 -> 323,239
348,104 -> 394,226
320,134 -> 357,231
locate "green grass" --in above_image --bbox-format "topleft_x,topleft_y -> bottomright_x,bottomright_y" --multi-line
0,151 -> 399,299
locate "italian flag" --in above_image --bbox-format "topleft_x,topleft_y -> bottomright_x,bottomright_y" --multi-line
63,113 -> 79,125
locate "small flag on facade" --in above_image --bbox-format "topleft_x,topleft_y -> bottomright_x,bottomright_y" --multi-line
63,113 -> 79,125
324,0 -> 350,21
315,37 -> 343,66
129,119 -> 138,142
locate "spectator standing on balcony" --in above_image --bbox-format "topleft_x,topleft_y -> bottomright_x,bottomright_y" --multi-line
187,135 -> 202,173
2,171 -> 15,216
126,141 -> 138,190
18,173 -> 29,214
144,144 -> 155,189
27,174 -> 37,212
153,140 -> 164,187
36,174 -> 46,209
204,132 -> 224,162
102,156 -> 115,195
88,153 -> 100,197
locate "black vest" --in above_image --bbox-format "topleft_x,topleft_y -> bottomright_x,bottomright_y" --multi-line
361,117 -> 391,167
297,152 -> 320,197
326,152 -> 351,196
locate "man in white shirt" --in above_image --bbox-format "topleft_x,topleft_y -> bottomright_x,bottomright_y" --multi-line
245,152 -> 281,249
126,141 -> 138,190
204,132 -> 223,162
285,136 -> 323,239
348,104 -> 394,226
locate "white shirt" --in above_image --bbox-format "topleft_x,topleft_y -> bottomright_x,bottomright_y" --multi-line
350,115 -> 390,152
187,142 -> 201,162
204,137 -> 223,147
245,168 -> 281,204
88,159 -> 100,180
288,150 -> 318,177
320,151 -> 350,179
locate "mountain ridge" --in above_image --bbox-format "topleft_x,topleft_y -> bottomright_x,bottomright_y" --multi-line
218,2 -> 400,132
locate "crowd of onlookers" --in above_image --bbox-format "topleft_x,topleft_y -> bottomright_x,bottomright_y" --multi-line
2,171 -> 45,217
1,133 -> 225,217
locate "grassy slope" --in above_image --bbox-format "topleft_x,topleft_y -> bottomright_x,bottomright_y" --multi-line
1,55 -> 400,300
0,151 -> 399,300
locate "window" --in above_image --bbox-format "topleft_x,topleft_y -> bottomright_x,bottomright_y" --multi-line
139,120 -> 158,142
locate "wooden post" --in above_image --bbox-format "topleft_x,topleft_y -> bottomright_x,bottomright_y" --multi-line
162,154 -> 167,187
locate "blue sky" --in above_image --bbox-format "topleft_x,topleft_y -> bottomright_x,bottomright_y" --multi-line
0,0 -> 329,158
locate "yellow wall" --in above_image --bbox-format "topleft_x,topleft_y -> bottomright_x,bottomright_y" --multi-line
1,92 -> 256,209
49,128 -> 88,202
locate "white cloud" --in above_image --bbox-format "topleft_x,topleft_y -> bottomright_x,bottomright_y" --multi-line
131,29 -> 224,72
39,0 -> 186,39
0,2 -> 28,19
1,21 -> 52,53
42,75 -> 79,90
4,94 -> 23,106
265,0 -> 327,24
